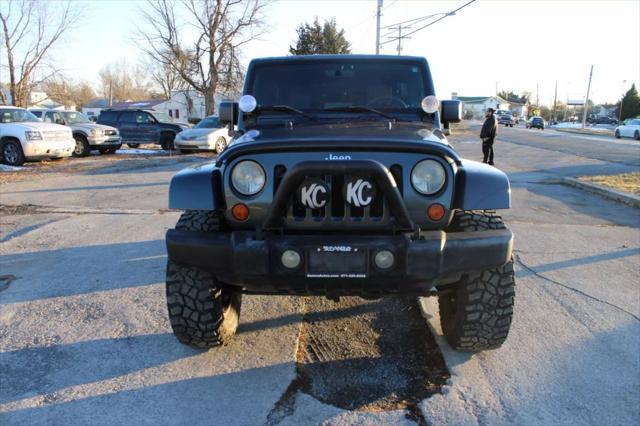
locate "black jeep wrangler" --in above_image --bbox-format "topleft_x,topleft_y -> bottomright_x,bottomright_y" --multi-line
165,55 -> 515,352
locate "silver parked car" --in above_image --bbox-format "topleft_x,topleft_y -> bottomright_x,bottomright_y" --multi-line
30,109 -> 122,156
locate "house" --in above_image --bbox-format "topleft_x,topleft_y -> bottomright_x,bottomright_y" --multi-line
593,104 -> 617,118
82,98 -> 110,118
453,94 -> 528,120
28,91 -> 75,110
452,94 -> 512,119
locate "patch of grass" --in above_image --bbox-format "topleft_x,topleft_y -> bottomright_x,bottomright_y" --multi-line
579,172 -> 640,195
555,128 -> 614,137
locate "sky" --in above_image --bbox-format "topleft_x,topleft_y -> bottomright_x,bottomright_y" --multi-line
8,0 -> 640,106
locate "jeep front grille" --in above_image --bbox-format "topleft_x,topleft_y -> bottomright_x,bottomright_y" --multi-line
273,164 -> 403,230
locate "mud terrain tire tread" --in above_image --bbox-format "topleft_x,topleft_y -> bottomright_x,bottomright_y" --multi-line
166,210 -> 240,348
439,210 -> 515,351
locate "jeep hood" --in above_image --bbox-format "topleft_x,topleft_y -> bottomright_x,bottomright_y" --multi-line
218,122 -> 460,166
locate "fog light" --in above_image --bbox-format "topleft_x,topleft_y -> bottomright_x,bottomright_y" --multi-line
281,249 -> 301,269
231,203 -> 250,221
374,250 -> 394,270
427,203 -> 445,221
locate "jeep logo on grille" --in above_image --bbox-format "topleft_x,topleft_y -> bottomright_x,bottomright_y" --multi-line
344,178 -> 376,207
298,179 -> 329,209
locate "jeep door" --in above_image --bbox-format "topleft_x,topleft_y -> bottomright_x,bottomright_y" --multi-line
118,111 -> 139,142
135,112 -> 159,143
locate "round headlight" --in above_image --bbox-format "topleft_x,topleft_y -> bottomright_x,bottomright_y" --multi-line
411,160 -> 446,195
231,160 -> 266,196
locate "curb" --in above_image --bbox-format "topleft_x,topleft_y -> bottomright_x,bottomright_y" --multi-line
555,177 -> 640,209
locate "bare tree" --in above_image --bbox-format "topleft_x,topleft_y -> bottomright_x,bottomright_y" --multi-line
98,60 -> 155,103
146,55 -> 187,99
138,0 -> 266,115
0,0 -> 80,107
40,76 -> 96,109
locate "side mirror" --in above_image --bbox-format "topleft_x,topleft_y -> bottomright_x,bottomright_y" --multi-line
441,100 -> 462,123
219,101 -> 239,137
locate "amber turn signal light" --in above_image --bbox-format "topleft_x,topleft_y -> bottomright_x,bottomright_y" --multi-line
427,203 -> 445,221
231,203 -> 250,221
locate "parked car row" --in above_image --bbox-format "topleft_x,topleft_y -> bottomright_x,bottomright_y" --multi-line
0,106 -> 232,166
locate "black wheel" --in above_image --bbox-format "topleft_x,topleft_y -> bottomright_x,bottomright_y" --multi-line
615,130 -> 621,139
166,210 -> 242,348
160,133 -> 175,150
438,211 -> 515,352
73,135 -> 91,157
1,139 -> 25,166
635,131 -> 640,141
127,143 -> 140,148
214,137 -> 227,154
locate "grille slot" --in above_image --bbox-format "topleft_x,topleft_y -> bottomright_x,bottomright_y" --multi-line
274,164 -> 401,229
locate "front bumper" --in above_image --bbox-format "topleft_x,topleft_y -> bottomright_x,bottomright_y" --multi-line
89,136 -> 121,146
23,139 -> 75,159
166,228 -> 514,295
175,140 -> 211,150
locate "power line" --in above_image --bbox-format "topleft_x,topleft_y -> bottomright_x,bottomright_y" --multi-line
401,0 -> 476,38
381,0 -> 476,46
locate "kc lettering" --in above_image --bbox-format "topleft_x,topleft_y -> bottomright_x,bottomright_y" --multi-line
299,182 -> 328,208
345,179 -> 374,207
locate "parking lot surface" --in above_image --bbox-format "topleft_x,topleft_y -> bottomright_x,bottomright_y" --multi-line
1,127 -> 639,424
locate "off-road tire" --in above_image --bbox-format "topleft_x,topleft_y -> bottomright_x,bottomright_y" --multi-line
73,135 -> 91,157
166,210 -> 242,348
438,211 -> 515,351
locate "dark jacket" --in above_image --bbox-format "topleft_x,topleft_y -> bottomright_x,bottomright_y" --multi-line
480,115 -> 498,141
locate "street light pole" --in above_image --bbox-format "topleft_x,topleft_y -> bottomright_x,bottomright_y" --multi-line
581,65 -> 593,130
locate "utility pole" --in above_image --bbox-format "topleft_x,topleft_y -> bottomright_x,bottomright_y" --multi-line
552,80 -> 557,123
536,82 -> 539,108
388,24 -> 411,55
375,0 -> 383,54
581,65 -> 593,129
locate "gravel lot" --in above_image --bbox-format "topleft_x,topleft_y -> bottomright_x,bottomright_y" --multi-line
1,131 -> 639,425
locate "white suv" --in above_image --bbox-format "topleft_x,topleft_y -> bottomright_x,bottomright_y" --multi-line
0,106 -> 75,166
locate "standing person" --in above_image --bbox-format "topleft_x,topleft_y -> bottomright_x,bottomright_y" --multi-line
480,108 -> 498,165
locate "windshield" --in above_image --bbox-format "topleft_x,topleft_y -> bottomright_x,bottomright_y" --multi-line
0,108 -> 40,123
61,111 -> 91,124
150,111 -> 170,122
195,117 -> 220,129
249,60 -> 429,115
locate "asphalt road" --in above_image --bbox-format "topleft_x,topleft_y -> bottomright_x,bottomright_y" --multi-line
1,127 -> 638,425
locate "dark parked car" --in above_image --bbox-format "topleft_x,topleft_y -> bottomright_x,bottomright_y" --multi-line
96,109 -> 189,150
164,55 -> 515,353
526,116 -> 545,129
498,113 -> 515,127
594,116 -> 618,125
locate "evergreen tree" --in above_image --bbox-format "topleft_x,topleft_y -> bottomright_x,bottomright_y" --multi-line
289,18 -> 351,55
619,83 -> 640,121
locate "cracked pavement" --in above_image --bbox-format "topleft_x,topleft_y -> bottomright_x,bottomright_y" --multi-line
1,128 -> 639,425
